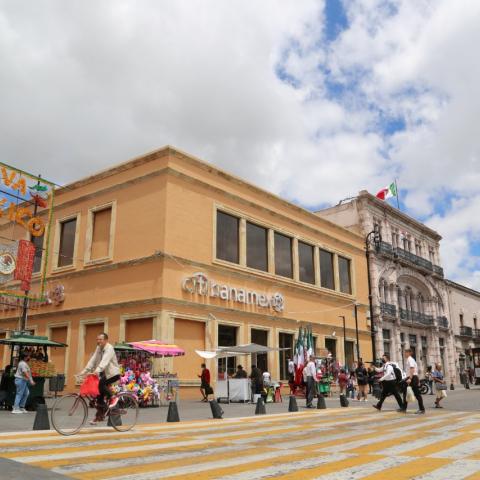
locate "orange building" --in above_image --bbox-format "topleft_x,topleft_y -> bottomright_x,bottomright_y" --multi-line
0,147 -> 372,395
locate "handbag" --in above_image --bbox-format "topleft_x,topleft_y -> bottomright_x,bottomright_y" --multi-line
205,384 -> 214,395
406,386 -> 416,403
79,374 -> 100,397
436,383 -> 447,390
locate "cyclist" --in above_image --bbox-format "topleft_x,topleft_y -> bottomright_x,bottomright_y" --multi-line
79,332 -> 121,425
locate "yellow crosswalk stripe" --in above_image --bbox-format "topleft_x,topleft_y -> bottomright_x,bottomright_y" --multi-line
361,457 -> 451,479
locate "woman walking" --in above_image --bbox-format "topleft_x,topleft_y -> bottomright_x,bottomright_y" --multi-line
433,363 -> 447,408
355,361 -> 368,401
12,353 -> 35,414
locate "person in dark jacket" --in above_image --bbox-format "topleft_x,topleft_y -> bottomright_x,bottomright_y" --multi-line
234,365 -> 247,379
249,364 -> 263,400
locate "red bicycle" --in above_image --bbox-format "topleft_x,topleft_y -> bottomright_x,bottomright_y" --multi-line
51,375 -> 138,436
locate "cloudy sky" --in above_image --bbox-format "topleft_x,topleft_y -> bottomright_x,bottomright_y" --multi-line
1,0 -> 479,288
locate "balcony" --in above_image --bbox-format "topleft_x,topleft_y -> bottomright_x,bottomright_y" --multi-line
399,308 -> 435,327
433,265 -> 444,278
474,329 -> 480,341
376,241 -> 394,257
394,248 -> 433,273
380,303 -> 397,317
459,326 -> 473,337
437,316 -> 449,329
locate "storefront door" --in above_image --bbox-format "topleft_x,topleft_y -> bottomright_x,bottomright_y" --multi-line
251,329 -> 268,373
50,326 -> 68,375
84,323 -> 104,366
173,318 -> 205,382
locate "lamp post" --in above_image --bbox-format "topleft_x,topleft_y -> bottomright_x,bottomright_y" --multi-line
339,315 -> 347,368
354,303 -> 360,362
365,225 -> 382,362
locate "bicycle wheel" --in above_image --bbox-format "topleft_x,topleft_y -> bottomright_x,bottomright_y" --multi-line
51,394 -> 88,436
109,392 -> 139,432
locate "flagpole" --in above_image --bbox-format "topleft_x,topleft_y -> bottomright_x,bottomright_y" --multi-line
394,178 -> 401,210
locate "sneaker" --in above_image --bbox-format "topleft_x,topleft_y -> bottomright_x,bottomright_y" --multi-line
11,408 -> 22,414
89,419 -> 99,425
20,408 -> 28,413
108,397 -> 119,409
415,409 -> 425,414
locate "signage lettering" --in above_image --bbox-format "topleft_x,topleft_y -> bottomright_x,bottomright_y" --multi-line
182,272 -> 284,312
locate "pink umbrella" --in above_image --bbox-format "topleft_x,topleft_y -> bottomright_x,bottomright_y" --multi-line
128,340 -> 185,357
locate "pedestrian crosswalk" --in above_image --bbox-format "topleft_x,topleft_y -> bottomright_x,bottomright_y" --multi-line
1,408 -> 480,479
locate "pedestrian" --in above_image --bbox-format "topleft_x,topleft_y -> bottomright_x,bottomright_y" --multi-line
355,361 -> 368,401
367,366 -> 375,394
287,357 -> 295,385
433,363 -> 447,408
249,364 -> 263,401
425,366 -> 434,395
338,368 -> 348,395
304,355 -> 317,408
346,371 -> 356,399
372,353 -> 405,412
198,363 -> 212,402
404,348 -> 425,414
234,364 -> 247,379
12,353 -> 35,414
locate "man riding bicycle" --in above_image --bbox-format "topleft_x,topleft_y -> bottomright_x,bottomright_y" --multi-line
79,332 -> 121,425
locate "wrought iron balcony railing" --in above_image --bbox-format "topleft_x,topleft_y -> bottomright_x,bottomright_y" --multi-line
437,316 -> 449,328
399,308 -> 434,326
460,326 -> 473,337
380,303 -> 397,317
433,265 -> 444,277
394,248 -> 433,272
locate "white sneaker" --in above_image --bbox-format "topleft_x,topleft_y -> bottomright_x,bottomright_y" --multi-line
20,408 -> 28,413
11,408 -> 22,414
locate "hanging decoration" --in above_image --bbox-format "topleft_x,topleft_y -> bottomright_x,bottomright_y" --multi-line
0,162 -> 55,301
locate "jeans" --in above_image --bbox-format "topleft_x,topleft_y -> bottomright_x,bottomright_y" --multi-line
14,378 -> 30,409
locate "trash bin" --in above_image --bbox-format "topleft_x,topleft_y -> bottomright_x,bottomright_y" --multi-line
49,374 -> 65,396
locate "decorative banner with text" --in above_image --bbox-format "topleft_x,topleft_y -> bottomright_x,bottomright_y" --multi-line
0,162 -> 55,301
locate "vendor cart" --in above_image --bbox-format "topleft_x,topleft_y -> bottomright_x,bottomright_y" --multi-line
0,331 -> 67,410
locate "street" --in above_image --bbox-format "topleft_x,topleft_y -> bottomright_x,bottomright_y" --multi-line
1,391 -> 480,479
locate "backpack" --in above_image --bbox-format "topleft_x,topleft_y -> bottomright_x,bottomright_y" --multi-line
390,363 -> 403,383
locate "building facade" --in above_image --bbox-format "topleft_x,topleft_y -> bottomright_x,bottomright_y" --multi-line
445,280 -> 480,380
0,147 -> 372,395
317,190 -> 456,380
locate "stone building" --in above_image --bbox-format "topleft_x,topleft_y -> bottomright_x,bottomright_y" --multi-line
445,280 -> 480,380
317,190 -> 456,379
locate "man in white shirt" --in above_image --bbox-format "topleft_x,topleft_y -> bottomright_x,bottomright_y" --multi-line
79,332 -> 121,424
304,356 -> 317,408
287,358 -> 295,384
372,353 -> 405,412
404,348 -> 425,414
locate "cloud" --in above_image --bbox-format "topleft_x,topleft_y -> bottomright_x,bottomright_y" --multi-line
0,0 -> 479,286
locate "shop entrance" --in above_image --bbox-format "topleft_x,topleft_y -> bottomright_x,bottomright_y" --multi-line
345,341 -> 355,370
50,326 -> 68,375
251,329 -> 268,372
218,324 -> 238,377
173,318 -> 205,382
83,322 -> 104,365
325,338 -> 337,360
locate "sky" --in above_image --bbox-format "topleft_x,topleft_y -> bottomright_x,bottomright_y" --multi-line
0,0 -> 479,288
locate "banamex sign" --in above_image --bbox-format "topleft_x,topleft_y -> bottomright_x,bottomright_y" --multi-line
182,272 -> 284,312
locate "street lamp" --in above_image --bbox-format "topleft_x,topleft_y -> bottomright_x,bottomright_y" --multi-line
366,225 -> 382,362
354,302 -> 360,362
339,315 -> 347,368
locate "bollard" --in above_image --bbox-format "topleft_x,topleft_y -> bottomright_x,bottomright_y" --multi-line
209,400 -> 224,419
33,404 -> 50,430
450,383 -> 455,390
316,395 -> 326,409
166,401 -> 180,422
339,394 -> 349,407
288,395 -> 298,412
255,397 -> 266,415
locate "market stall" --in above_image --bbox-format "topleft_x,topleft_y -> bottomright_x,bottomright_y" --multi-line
0,331 -> 67,410
197,343 -> 286,403
123,340 -> 185,406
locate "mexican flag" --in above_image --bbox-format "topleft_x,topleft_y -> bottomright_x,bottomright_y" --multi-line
376,182 -> 397,201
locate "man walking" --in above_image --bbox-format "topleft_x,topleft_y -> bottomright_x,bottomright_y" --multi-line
304,355 -> 317,408
373,353 -> 404,411
404,348 -> 425,414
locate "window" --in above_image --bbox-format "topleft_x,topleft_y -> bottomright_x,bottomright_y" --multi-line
400,332 -> 405,344
298,241 -> 315,284
58,218 -> 77,267
246,222 -> 268,271
325,338 -> 337,359
383,329 -> 391,357
216,211 -> 239,264
338,256 -> 352,294
409,334 -> 417,346
274,232 -> 292,278
90,207 -> 112,260
278,332 -> 294,380
460,314 -> 464,327
421,336 -> 427,348
439,337 -> 444,348
32,233 -> 44,273
320,249 -> 335,290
